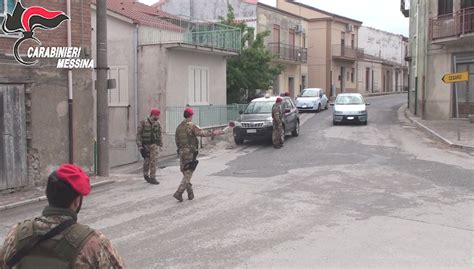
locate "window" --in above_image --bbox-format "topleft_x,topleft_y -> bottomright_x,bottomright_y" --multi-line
273,25 -> 280,43
347,71 -> 350,81
107,66 -> 129,106
366,68 -> 370,91
188,66 -> 209,105
351,34 -> 355,48
302,33 -> 306,48
438,0 -> 453,15
289,29 -> 295,46
351,68 -> 355,83
0,0 -> 15,34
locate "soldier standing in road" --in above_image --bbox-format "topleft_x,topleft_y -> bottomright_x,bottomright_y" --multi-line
272,97 -> 284,149
0,164 -> 125,269
173,108 -> 223,202
137,108 -> 163,185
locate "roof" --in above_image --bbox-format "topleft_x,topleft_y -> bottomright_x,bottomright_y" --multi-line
257,2 -> 307,21
92,0 -> 183,31
284,0 -> 362,25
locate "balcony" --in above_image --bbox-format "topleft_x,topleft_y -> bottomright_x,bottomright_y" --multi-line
268,42 -> 308,63
429,7 -> 474,44
332,44 -> 364,61
139,15 -> 241,54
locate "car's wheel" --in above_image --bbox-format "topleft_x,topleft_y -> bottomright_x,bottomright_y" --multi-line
292,121 -> 300,137
362,121 -> 368,125
234,136 -> 244,145
333,120 -> 338,126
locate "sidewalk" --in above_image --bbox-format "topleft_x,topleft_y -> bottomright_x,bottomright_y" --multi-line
405,107 -> 474,151
0,175 -> 116,212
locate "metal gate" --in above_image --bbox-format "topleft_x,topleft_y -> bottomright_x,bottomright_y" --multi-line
0,84 -> 28,190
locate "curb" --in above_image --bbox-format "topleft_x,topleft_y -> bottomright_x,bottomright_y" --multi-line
364,91 -> 407,98
403,108 -> 474,152
0,180 -> 115,212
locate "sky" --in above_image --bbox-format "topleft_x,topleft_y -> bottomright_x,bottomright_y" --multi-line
139,0 -> 409,36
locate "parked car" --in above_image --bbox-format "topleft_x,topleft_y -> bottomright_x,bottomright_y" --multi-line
295,88 -> 329,112
331,93 -> 370,125
232,95 -> 300,145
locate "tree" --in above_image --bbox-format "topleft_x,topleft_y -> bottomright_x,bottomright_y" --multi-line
220,5 -> 284,104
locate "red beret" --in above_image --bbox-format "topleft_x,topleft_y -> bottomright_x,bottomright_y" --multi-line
276,97 -> 283,103
55,164 -> 91,196
150,108 -> 160,116
184,107 -> 194,116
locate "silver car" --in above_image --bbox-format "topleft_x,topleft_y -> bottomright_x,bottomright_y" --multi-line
295,88 -> 329,112
331,93 -> 370,125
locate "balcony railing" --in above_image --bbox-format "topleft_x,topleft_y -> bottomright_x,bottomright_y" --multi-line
430,7 -> 474,40
268,42 -> 308,63
332,44 -> 364,60
139,15 -> 241,52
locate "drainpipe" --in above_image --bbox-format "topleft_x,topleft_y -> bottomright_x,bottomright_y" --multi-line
134,25 -> 139,161
67,0 -> 73,164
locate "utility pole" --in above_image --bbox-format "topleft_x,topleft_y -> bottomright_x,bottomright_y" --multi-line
96,0 -> 109,176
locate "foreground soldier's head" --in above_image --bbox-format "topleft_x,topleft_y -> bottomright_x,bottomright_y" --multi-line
150,108 -> 161,120
46,164 -> 91,214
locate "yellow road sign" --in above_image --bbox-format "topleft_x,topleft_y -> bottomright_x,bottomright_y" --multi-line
442,72 -> 469,83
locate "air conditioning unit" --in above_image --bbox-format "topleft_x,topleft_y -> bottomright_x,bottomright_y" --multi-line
296,24 -> 304,34
346,24 -> 354,32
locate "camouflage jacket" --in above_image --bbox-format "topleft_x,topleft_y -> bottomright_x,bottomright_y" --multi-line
272,104 -> 283,124
175,118 -> 213,150
136,117 -> 163,147
0,207 -> 125,269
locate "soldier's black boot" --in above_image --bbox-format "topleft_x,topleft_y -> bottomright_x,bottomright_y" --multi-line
149,177 -> 160,185
186,183 -> 194,200
144,175 -> 151,183
173,184 -> 185,202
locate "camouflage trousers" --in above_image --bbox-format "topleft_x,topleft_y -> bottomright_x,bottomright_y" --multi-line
143,144 -> 158,178
177,147 -> 195,192
272,122 -> 284,146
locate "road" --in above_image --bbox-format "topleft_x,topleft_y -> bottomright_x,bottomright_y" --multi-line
1,94 -> 473,268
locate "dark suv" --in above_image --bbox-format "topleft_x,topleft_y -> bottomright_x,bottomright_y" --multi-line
233,96 -> 300,145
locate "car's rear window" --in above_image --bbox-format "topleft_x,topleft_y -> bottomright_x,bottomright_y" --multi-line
244,101 -> 274,114
301,89 -> 319,97
336,95 -> 364,105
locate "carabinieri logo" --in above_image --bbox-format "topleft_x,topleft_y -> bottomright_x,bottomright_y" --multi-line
1,1 -> 69,65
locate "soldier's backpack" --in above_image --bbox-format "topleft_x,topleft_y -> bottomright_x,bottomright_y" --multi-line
6,219 -> 94,269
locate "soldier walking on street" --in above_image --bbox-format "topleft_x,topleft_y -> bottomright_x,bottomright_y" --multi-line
272,97 -> 284,149
137,108 -> 163,185
173,108 -> 224,202
0,164 -> 125,269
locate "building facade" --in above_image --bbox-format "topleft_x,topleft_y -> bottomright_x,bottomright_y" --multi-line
276,0 -> 363,97
358,26 -> 409,94
0,0 -> 94,190
257,3 -> 308,97
403,0 -> 474,120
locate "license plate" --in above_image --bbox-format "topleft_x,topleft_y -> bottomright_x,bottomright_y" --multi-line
302,105 -> 307,108
347,117 -> 354,120
247,129 -> 257,133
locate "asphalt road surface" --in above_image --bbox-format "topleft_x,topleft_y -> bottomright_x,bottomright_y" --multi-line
1,94 -> 473,268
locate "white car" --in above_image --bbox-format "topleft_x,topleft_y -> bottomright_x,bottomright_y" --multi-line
295,88 -> 329,112
331,93 -> 370,125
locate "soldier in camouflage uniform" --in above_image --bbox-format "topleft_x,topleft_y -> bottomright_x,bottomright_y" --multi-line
0,164 -> 125,269
137,108 -> 163,185
173,108 -> 223,202
272,97 -> 284,149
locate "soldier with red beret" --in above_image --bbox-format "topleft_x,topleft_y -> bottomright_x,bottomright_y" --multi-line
272,97 -> 284,149
173,107 -> 224,202
136,108 -> 163,185
0,164 -> 125,268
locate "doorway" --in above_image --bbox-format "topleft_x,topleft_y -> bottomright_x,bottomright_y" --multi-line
288,77 -> 295,98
